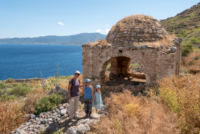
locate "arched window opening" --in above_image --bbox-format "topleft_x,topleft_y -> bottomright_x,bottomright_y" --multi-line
128,60 -> 146,85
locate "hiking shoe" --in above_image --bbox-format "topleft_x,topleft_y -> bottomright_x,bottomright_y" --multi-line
85,114 -> 88,118
88,114 -> 91,118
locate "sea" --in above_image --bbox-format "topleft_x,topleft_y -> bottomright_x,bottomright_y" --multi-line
0,44 -> 82,80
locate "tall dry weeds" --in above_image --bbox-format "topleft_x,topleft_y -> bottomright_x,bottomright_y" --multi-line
0,102 -> 26,134
89,90 -> 178,134
156,74 -> 200,133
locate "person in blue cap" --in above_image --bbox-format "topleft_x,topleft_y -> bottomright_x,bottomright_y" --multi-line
82,79 -> 93,118
92,85 -> 103,113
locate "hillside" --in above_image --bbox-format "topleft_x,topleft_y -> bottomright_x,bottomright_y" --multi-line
0,33 -> 106,45
160,2 -> 200,43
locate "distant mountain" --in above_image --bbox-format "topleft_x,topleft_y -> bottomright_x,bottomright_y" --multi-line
160,2 -> 200,42
0,33 -> 106,45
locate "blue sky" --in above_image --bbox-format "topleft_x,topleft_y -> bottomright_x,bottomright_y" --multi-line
0,0 -> 199,38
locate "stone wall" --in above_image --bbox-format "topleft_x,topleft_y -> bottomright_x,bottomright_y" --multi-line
82,37 -> 182,87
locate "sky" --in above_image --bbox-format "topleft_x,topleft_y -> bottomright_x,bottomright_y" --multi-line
0,0 -> 200,38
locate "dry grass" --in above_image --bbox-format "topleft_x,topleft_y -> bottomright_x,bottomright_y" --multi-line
155,74 -> 200,133
134,34 -> 176,47
0,90 -> 47,133
0,75 -> 79,133
0,101 -> 26,133
109,15 -> 155,33
88,38 -> 176,47
129,34 -> 176,47
182,50 -> 200,74
89,90 -> 178,134
88,39 -> 110,47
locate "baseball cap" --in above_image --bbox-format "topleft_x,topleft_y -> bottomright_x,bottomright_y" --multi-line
96,85 -> 101,88
85,79 -> 91,83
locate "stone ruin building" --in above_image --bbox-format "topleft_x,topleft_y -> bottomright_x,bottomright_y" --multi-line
82,15 -> 182,92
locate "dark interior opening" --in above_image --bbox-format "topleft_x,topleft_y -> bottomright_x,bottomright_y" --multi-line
119,50 -> 122,53
104,56 -> 146,86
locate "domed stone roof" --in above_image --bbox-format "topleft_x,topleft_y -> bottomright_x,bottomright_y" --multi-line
106,15 -> 170,46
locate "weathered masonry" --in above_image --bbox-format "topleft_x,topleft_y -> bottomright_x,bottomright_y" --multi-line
82,15 -> 182,88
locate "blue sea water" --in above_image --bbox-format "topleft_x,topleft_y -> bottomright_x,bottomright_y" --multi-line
0,44 -> 82,80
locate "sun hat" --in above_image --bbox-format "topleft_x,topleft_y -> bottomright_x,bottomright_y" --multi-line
85,79 -> 91,83
74,70 -> 81,75
96,85 -> 101,88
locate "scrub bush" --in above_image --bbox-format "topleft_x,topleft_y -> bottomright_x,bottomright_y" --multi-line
156,74 -> 200,133
34,93 -> 63,115
182,42 -> 193,56
89,91 -> 178,134
0,82 -> 11,89
5,78 -> 14,83
10,83 -> 31,96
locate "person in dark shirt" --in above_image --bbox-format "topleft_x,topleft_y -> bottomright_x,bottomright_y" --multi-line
68,71 -> 83,121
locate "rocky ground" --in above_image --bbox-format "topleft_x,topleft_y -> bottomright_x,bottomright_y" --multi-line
11,101 -> 105,134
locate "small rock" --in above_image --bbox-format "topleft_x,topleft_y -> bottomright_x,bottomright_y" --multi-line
35,117 -> 40,121
63,103 -> 69,108
57,117 -> 61,122
24,122 -> 30,126
66,127 -> 76,134
141,45 -> 147,49
31,114 -> 36,119
19,125 -> 26,129
92,113 -> 101,119
76,124 -> 90,134
60,109 -> 67,116
37,121 -> 41,125
77,119 -> 97,126
19,130 -> 27,134
39,125 -> 46,132
48,118 -> 53,122
59,106 -> 64,110
56,108 -> 60,112
170,47 -> 177,53
29,119 -> 35,123
39,113 -> 44,117
41,119 -> 47,124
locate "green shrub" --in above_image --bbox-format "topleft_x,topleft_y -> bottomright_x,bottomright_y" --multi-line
130,62 -> 142,70
193,56 -> 199,60
5,78 -> 14,83
10,83 -> 31,96
182,42 -> 193,56
0,93 -> 18,101
0,82 -> 11,89
106,63 -> 111,71
190,37 -> 199,44
12,83 -> 18,87
34,94 -> 63,115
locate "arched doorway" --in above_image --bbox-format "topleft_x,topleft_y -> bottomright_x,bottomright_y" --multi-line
100,56 -> 146,89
